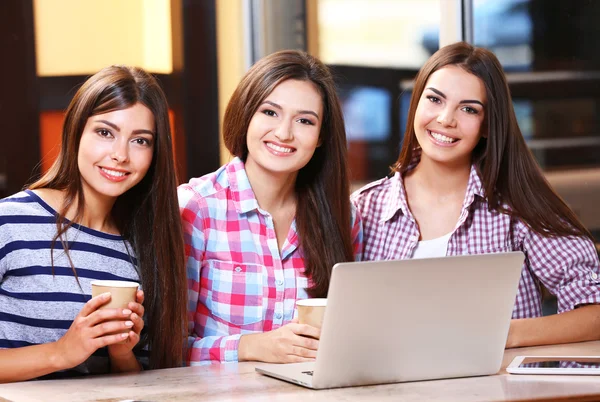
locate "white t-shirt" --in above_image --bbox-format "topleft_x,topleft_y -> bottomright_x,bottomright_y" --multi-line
411,232 -> 452,259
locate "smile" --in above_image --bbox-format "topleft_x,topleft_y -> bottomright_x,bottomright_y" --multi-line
99,167 -> 130,182
265,142 -> 296,155
428,130 -> 458,144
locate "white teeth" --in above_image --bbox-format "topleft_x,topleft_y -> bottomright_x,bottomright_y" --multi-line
101,167 -> 127,177
429,131 -> 456,143
266,143 -> 294,153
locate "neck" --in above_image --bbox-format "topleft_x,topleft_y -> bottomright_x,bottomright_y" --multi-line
68,187 -> 118,234
410,154 -> 471,196
245,158 -> 297,213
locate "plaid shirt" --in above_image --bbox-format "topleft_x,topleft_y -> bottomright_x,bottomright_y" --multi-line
351,160 -> 600,319
179,157 -> 363,364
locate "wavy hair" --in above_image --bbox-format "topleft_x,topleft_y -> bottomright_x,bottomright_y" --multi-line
394,42 -> 592,240
30,66 -> 186,368
223,50 -> 355,297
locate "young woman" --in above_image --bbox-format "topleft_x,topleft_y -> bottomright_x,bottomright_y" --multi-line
0,66 -> 187,382
352,42 -> 600,348
179,50 -> 362,364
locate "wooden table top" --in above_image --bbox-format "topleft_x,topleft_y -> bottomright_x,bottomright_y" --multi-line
1,341 -> 600,402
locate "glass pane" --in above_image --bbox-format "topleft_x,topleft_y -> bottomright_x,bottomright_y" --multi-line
473,0 -> 600,240
318,0 -> 440,68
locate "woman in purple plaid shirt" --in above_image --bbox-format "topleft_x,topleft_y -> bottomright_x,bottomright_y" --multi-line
179,50 -> 362,364
352,42 -> 600,348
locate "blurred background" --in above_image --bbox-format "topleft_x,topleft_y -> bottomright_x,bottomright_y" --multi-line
1,0 -> 599,246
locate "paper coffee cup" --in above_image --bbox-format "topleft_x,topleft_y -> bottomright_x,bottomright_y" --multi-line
296,298 -> 327,329
90,280 -> 139,342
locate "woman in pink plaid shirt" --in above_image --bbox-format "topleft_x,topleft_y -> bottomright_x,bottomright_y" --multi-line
352,42 -> 600,348
179,50 -> 362,364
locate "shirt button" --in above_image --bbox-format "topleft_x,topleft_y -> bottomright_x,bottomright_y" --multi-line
234,266 -> 242,273
276,279 -> 284,286
275,312 -> 282,319
591,272 -> 599,281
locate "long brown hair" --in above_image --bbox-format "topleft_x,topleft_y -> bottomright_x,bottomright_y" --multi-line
395,42 -> 592,240
29,66 -> 186,369
223,50 -> 355,297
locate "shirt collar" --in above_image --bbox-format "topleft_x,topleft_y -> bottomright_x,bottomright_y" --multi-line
225,157 -> 261,214
381,151 -> 485,222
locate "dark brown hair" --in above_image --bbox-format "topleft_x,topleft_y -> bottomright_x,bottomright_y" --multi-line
395,42 -> 592,239
29,66 -> 186,369
223,50 -> 355,297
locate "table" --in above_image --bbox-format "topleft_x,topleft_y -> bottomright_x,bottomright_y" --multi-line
1,341 -> 599,402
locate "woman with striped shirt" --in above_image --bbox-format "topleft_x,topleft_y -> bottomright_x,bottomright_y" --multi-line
352,42 -> 600,348
0,66 -> 186,382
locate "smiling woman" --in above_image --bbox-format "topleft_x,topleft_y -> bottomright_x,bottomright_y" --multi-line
352,42 -> 600,349
0,66 -> 187,382
178,50 -> 363,365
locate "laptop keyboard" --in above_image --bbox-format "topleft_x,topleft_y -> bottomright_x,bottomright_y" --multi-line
302,371 -> 314,376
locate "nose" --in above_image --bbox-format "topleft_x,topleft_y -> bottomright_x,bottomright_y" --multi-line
437,107 -> 457,127
274,119 -> 294,141
111,138 -> 129,163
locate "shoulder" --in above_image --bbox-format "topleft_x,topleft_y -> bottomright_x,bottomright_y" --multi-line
0,190 -> 51,217
178,164 -> 230,209
350,175 -> 396,209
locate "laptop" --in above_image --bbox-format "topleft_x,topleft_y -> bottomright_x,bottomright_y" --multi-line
255,251 -> 525,389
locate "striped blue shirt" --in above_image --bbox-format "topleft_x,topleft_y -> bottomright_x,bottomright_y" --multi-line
0,190 -> 144,378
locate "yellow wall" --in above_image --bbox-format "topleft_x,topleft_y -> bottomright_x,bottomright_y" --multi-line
34,0 -> 172,76
216,0 -> 246,165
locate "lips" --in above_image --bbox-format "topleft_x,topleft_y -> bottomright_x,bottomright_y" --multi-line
98,166 -> 131,182
427,130 -> 459,146
264,141 -> 296,156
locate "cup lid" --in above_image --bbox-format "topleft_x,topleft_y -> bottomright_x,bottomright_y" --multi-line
90,280 -> 139,288
296,298 -> 327,307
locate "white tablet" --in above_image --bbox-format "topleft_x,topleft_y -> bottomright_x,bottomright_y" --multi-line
507,356 -> 600,375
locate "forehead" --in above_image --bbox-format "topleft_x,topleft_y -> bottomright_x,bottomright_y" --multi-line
424,65 -> 487,103
266,79 -> 323,111
89,103 -> 155,128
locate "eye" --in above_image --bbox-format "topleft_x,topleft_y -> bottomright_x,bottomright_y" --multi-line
426,95 -> 441,104
297,118 -> 315,126
461,106 -> 479,115
96,128 -> 113,138
132,137 -> 152,147
262,109 -> 277,117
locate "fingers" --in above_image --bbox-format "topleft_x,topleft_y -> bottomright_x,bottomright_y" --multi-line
89,319 -> 134,339
135,290 -> 144,304
79,292 -> 111,317
94,332 -> 131,349
87,307 -> 132,327
289,323 -> 321,340
127,300 -> 145,320
129,312 -> 145,335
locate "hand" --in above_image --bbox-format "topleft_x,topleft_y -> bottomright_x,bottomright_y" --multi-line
54,292 -> 136,369
239,321 -> 320,363
108,290 -> 145,360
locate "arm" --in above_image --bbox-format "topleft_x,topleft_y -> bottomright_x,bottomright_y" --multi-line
508,227 -> 600,348
507,304 -> 600,348
0,293 -> 136,383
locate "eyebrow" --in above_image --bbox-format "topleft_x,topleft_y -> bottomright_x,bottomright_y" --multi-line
262,100 -> 320,119
95,119 -> 155,136
425,87 -> 484,107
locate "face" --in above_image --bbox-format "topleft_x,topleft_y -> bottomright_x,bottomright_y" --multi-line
77,102 -> 155,206
245,79 -> 323,180
413,65 -> 487,168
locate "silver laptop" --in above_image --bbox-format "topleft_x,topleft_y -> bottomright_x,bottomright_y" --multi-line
256,251 -> 524,389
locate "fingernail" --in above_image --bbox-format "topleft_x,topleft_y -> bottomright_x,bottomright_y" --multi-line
121,333 -> 129,338
125,321 -> 134,327
102,292 -> 111,299
123,309 -> 132,315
